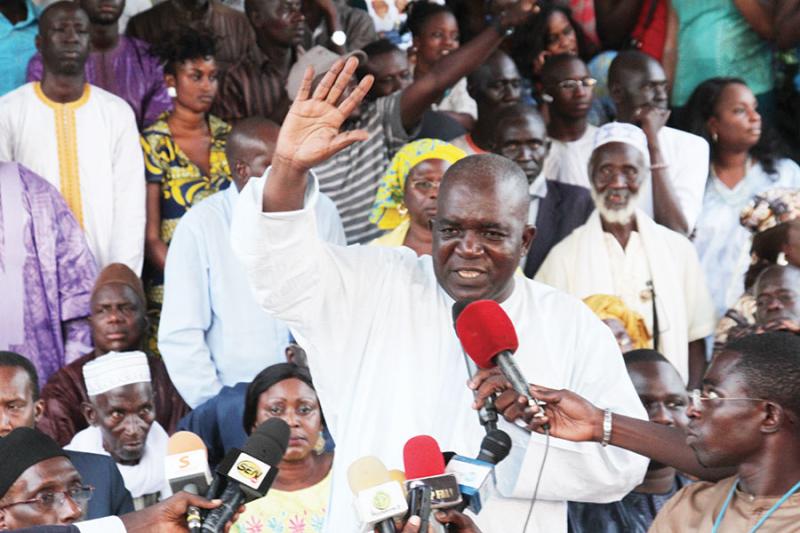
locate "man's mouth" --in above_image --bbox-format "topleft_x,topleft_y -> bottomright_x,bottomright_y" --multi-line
455,269 -> 484,280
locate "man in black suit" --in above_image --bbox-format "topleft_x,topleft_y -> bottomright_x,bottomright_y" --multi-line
490,104 -> 594,277
0,352 -> 133,520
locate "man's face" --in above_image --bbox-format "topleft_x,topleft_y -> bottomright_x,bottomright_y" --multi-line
544,58 -> 593,120
89,283 -> 145,355
0,367 -> 43,437
494,115 -> 550,184
432,176 -> 534,302
250,0 -> 305,48
615,60 -> 669,121
37,6 -> 91,76
628,361 -> 689,430
0,458 -> 85,529
363,50 -> 412,99
589,143 -> 644,224
754,269 -> 800,324
79,0 -> 124,25
87,383 -> 155,464
472,55 -> 522,114
686,351 -> 764,468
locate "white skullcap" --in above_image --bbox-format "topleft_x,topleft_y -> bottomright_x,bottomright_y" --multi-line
83,351 -> 151,397
592,122 -> 650,166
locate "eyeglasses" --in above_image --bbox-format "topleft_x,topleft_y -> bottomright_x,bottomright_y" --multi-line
556,78 -> 597,92
409,179 -> 441,193
689,389 -> 766,410
0,486 -> 94,511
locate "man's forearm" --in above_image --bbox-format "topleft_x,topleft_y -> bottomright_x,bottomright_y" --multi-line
649,141 -> 689,234
262,156 -> 311,213
732,0 -> 773,40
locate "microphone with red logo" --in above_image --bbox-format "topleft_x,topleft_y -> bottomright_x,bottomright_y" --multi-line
200,418 -> 290,532
403,436 -> 462,532
166,432 -> 213,533
455,299 -> 547,425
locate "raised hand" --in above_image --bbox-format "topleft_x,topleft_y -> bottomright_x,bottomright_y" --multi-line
273,57 -> 374,174
489,0 -> 540,27
524,385 -> 604,443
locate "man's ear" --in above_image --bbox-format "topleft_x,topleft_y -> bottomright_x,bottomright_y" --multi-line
521,224 -> 537,255
33,399 -> 44,424
543,138 -> 552,159
609,82 -> 624,106
35,34 -> 42,53
81,402 -> 98,426
0,507 -> 9,530
761,401 -> 785,434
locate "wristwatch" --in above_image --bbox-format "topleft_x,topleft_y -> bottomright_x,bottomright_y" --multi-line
331,30 -> 347,46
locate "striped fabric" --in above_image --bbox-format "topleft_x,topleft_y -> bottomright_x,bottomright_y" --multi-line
313,92 -> 415,244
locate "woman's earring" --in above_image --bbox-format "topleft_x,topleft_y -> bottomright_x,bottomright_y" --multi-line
314,432 -> 326,455
397,203 -> 408,218
167,86 -> 177,98
541,93 -> 554,103
711,131 -> 718,143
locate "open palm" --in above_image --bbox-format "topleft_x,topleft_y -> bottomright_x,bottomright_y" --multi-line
275,57 -> 373,171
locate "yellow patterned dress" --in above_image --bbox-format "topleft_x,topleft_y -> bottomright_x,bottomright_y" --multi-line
140,113 -> 232,351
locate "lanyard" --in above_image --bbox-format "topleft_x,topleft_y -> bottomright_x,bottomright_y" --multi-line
712,478 -> 800,533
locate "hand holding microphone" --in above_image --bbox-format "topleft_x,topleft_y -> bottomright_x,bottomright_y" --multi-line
455,300 -> 548,427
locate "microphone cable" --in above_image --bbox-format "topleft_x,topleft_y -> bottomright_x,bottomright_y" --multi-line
522,425 -> 550,533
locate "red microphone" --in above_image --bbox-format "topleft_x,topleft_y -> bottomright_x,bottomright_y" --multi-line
455,300 -> 547,420
403,436 -> 462,531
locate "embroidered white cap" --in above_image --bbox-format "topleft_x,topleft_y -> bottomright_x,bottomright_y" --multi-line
83,351 -> 151,397
592,121 -> 651,166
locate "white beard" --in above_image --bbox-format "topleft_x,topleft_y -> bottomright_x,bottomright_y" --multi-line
591,188 -> 638,225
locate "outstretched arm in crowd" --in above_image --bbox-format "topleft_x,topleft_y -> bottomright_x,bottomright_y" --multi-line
470,369 -> 735,481
775,0 -> 800,50
398,0 -> 538,131
732,0 -> 774,41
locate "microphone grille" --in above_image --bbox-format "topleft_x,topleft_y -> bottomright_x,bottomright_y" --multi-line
347,456 -> 391,494
478,429 -> 512,465
246,418 -> 291,466
403,435 -> 445,479
454,300 -> 518,369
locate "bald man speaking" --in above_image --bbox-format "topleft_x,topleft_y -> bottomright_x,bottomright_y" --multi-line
230,59 -> 648,532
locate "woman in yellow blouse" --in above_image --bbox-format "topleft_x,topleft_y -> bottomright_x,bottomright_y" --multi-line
369,138 -> 466,256
140,30 -> 231,349
233,363 -> 333,533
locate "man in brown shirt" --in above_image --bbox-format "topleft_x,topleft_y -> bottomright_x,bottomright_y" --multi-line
472,331 -> 800,533
126,0 -> 256,80
213,0 -> 304,123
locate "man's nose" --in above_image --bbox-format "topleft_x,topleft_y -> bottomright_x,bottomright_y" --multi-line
0,410 -> 13,436
456,231 -> 484,256
59,494 -> 84,524
648,403 -> 675,426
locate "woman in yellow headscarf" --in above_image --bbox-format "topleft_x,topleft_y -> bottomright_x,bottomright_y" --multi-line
583,294 -> 652,354
369,139 -> 466,256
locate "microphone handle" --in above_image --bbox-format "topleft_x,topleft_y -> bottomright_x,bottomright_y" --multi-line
376,518 -> 397,533
496,352 -> 549,429
182,483 -> 202,533
200,481 -> 245,533
463,352 -> 499,431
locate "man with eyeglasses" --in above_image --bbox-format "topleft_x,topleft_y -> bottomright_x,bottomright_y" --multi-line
473,330 -> 800,531
539,54 -> 598,191
0,427 -> 93,529
0,351 -> 134,521
490,103 -> 593,276
537,121 -> 715,388
608,50 -> 709,235
450,50 -> 523,156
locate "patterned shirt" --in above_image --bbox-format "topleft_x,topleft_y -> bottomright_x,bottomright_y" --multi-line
214,50 -> 291,124
140,113 -> 232,303
313,92 -> 416,244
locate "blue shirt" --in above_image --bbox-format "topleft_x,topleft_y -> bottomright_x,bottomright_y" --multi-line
694,158 -> 800,317
0,0 -> 37,96
158,185 -> 347,407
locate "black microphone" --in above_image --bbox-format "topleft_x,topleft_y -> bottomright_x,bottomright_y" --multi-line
200,418 -> 290,532
453,301 -> 499,432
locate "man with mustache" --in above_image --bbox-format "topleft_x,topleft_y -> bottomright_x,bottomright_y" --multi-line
0,1 -> 145,274
37,264 -> 188,446
26,0 -> 172,129
608,50 -> 709,235
65,351 -> 170,510
536,122 -> 715,388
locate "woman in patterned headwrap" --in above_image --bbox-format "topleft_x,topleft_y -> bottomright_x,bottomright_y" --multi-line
369,138 -> 466,256
583,294 -> 652,354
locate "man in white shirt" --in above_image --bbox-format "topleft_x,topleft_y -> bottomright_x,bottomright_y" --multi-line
608,50 -> 709,235
0,1 -> 145,273
158,117 -> 346,408
230,58 -> 649,533
66,352 -> 170,510
536,122 -> 716,388
539,54 -> 598,190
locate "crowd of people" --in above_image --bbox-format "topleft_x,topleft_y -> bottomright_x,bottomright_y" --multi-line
1,0 -> 800,531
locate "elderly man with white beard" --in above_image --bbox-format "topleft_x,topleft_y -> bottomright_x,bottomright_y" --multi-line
536,122 -> 715,389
